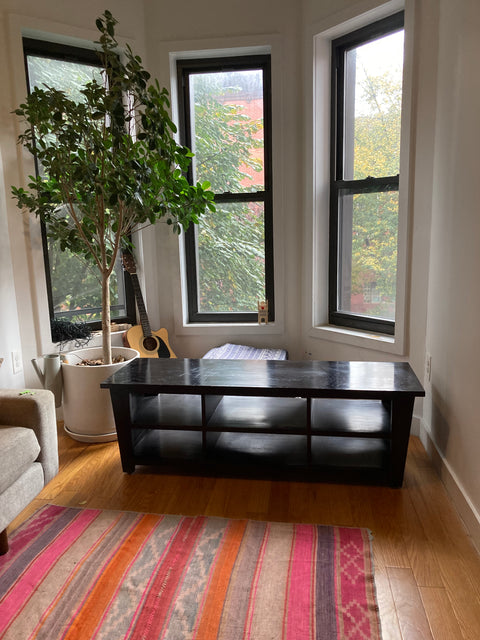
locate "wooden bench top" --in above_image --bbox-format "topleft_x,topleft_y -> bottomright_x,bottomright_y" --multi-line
101,358 -> 425,399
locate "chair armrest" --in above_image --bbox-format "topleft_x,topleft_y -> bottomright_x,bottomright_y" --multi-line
0,389 -> 59,483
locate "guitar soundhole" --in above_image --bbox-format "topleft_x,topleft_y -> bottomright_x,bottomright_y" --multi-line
142,336 -> 158,352
142,336 -> 171,358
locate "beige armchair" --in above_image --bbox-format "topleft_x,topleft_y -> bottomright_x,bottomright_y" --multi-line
0,389 -> 59,554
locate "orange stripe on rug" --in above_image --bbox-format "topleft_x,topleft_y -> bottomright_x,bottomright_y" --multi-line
193,518 -> 248,640
61,513 -> 160,640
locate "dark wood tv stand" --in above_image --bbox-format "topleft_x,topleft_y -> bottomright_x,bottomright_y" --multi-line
101,358 -> 425,486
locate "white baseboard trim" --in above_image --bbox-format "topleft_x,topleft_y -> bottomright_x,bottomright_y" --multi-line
419,421 -> 480,555
411,414 -> 421,437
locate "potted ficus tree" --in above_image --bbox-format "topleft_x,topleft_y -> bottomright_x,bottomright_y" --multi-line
12,10 -> 214,441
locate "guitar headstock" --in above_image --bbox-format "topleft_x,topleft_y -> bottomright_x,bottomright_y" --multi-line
122,251 -> 137,275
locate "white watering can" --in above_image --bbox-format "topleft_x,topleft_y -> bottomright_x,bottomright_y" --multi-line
31,354 -> 63,408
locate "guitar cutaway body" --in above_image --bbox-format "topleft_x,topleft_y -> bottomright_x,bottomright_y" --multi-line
126,326 -> 176,358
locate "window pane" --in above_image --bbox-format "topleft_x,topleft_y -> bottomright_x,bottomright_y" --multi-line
26,55 -> 102,95
49,241 -> 126,323
338,190 -> 398,321
343,30 -> 404,180
26,53 -> 128,324
189,70 -> 264,193
196,202 -> 265,313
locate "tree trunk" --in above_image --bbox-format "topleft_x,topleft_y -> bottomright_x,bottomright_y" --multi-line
102,271 -> 112,365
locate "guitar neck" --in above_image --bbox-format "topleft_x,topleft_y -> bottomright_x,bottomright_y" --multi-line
130,273 -> 152,338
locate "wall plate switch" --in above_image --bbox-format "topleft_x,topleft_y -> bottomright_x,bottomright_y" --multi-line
12,350 -> 23,374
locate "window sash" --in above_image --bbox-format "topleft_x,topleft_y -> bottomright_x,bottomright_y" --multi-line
22,38 -> 135,331
177,55 -> 274,323
329,12 -> 404,335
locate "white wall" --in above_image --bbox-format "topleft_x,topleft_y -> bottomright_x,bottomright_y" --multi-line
421,0 -> 480,548
0,147 -> 24,388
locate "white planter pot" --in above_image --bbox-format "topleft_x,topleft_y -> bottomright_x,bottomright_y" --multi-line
62,346 -> 139,443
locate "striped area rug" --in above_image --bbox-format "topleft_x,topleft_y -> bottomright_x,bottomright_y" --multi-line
0,504 -> 381,639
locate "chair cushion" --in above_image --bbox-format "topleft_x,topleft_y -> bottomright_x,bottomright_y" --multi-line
202,342 -> 288,360
0,426 -> 41,494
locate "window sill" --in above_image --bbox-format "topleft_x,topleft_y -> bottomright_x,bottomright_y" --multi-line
309,324 -> 405,355
176,321 -> 283,337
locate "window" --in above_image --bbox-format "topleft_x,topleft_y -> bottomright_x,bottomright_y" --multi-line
177,55 -> 274,323
329,13 -> 404,335
23,39 -> 135,329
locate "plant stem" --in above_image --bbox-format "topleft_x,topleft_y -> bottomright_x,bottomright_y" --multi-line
102,272 -> 112,365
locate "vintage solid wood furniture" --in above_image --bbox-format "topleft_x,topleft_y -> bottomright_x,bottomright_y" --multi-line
101,358 -> 425,486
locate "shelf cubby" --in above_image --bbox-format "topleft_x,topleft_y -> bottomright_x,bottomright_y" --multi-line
206,396 -> 307,434
130,394 -> 203,429
310,398 -> 391,438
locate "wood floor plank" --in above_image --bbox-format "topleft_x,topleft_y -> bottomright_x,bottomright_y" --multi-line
374,567 -> 403,640
406,461 -> 480,638
265,479 -> 291,522
298,481 -> 337,524
286,481 -> 312,523
113,471 -> 181,514
166,475 -> 218,516
203,477 -> 233,517
43,439 -> 118,499
387,566 -> 434,639
408,459 -> 479,571
348,484 -> 376,528
223,477 -> 271,520
428,548 -> 480,640
322,483 -> 354,525
370,487 -> 411,569
399,491 -> 444,588
420,586 -> 465,640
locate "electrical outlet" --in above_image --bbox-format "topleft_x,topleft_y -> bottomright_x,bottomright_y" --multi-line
11,350 -> 23,374
425,353 -> 432,382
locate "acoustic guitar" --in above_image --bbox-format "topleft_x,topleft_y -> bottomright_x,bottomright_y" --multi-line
121,252 -> 176,358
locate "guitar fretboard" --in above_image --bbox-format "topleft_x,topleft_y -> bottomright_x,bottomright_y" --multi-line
130,273 -> 152,338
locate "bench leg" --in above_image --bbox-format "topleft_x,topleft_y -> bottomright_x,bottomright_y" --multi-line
0,528 -> 8,555
390,397 -> 415,487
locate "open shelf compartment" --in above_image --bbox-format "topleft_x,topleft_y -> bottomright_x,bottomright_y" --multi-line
311,436 -> 390,470
206,395 -> 307,434
311,398 -> 391,437
130,394 -> 203,429
132,428 -> 203,464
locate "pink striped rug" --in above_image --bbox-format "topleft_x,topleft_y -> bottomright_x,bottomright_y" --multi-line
0,504 -> 381,639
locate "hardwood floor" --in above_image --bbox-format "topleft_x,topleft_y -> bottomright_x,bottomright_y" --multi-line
8,428 -> 480,639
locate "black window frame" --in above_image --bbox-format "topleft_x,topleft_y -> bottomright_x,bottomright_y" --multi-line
329,12 -> 404,335
22,38 -> 135,332
177,55 -> 274,323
